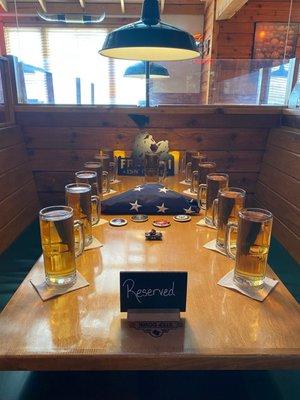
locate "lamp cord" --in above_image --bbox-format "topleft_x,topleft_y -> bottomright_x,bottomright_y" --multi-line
283,0 -> 293,62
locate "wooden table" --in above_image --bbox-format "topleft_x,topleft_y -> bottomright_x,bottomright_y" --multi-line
0,177 -> 299,370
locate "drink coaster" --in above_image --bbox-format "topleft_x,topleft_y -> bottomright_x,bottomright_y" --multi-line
196,218 -> 217,230
203,239 -> 227,256
109,218 -> 128,227
84,237 -> 103,251
153,220 -> 171,228
30,271 -> 89,302
131,215 -> 149,223
179,180 -> 191,186
183,189 -> 197,197
173,215 -> 191,222
110,179 -> 121,185
93,218 -> 109,227
218,269 -> 278,302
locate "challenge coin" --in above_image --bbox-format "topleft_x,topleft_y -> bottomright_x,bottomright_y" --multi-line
131,214 -> 149,223
153,220 -> 171,228
109,218 -> 128,227
173,215 -> 192,222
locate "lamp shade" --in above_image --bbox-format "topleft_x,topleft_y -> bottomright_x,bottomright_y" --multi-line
124,62 -> 170,79
99,0 -> 199,61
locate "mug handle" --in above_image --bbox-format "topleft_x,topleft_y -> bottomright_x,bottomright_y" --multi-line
225,222 -> 238,259
191,170 -> 198,193
109,161 -> 117,182
212,198 -> 219,228
74,220 -> 85,257
185,162 -> 192,182
159,160 -> 167,182
102,171 -> 110,194
197,184 -> 207,210
91,195 -> 100,225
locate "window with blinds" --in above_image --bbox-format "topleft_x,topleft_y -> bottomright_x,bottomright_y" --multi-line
4,27 -> 144,105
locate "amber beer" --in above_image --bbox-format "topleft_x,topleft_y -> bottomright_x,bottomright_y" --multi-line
191,161 -> 216,194
84,161 -> 110,195
212,187 -> 246,250
75,171 -> 101,224
39,206 -> 84,286
65,183 -> 100,247
226,208 -> 273,288
198,173 -> 229,226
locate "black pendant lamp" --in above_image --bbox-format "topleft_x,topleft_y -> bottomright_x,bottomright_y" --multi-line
124,61 -> 170,79
99,0 -> 199,61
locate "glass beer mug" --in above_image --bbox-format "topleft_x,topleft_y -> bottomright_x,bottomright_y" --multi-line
144,154 -> 166,183
191,161 -> 216,194
39,206 -> 84,286
198,173 -> 229,226
75,170 -> 101,223
65,183 -> 100,247
84,161 -> 110,195
212,187 -> 246,251
185,151 -> 205,183
95,153 -> 117,183
225,208 -> 273,288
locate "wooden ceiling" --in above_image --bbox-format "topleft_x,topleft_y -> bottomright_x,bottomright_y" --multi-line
0,1 -> 206,16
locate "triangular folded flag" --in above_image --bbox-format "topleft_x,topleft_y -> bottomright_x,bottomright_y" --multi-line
101,183 -> 199,215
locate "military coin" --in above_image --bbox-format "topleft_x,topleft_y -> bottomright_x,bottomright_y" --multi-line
173,215 -> 192,222
109,218 -> 128,227
131,215 -> 149,223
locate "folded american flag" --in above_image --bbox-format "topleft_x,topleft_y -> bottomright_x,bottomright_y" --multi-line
101,183 -> 199,215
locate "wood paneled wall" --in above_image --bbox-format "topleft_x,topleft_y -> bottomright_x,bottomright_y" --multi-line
256,113 -> 300,263
16,105 -> 281,207
214,0 -> 300,59
0,124 -> 39,253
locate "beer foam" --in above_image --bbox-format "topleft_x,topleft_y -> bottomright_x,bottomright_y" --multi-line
43,210 -> 71,221
77,172 -> 95,179
67,185 -> 90,194
241,210 -> 271,222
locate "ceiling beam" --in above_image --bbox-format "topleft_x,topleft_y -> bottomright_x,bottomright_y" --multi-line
120,0 -> 125,14
37,0 -> 47,13
216,0 -> 248,20
79,0 -> 85,9
0,0 -> 8,12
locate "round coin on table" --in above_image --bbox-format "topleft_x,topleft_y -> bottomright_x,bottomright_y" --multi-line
173,215 -> 192,222
109,218 -> 128,227
131,214 -> 149,223
153,220 -> 171,228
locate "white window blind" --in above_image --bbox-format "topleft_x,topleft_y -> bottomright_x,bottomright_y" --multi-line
4,26 -> 144,105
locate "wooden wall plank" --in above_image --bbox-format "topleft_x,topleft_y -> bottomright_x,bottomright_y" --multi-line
268,128 -> 300,154
0,163 -> 33,202
16,111 -> 281,128
23,127 -> 269,151
0,180 -> 37,229
28,149 -> 264,172
0,125 -> 23,149
259,163 -> 300,207
0,199 -> 39,254
0,143 -> 28,174
263,146 -> 300,181
256,181 -> 300,237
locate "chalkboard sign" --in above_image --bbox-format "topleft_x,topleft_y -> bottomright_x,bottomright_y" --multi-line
120,272 -> 188,312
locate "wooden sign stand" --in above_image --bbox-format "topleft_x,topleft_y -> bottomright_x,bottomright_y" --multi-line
127,308 -> 180,322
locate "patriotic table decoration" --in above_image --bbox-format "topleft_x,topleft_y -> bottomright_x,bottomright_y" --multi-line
101,183 -> 200,215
